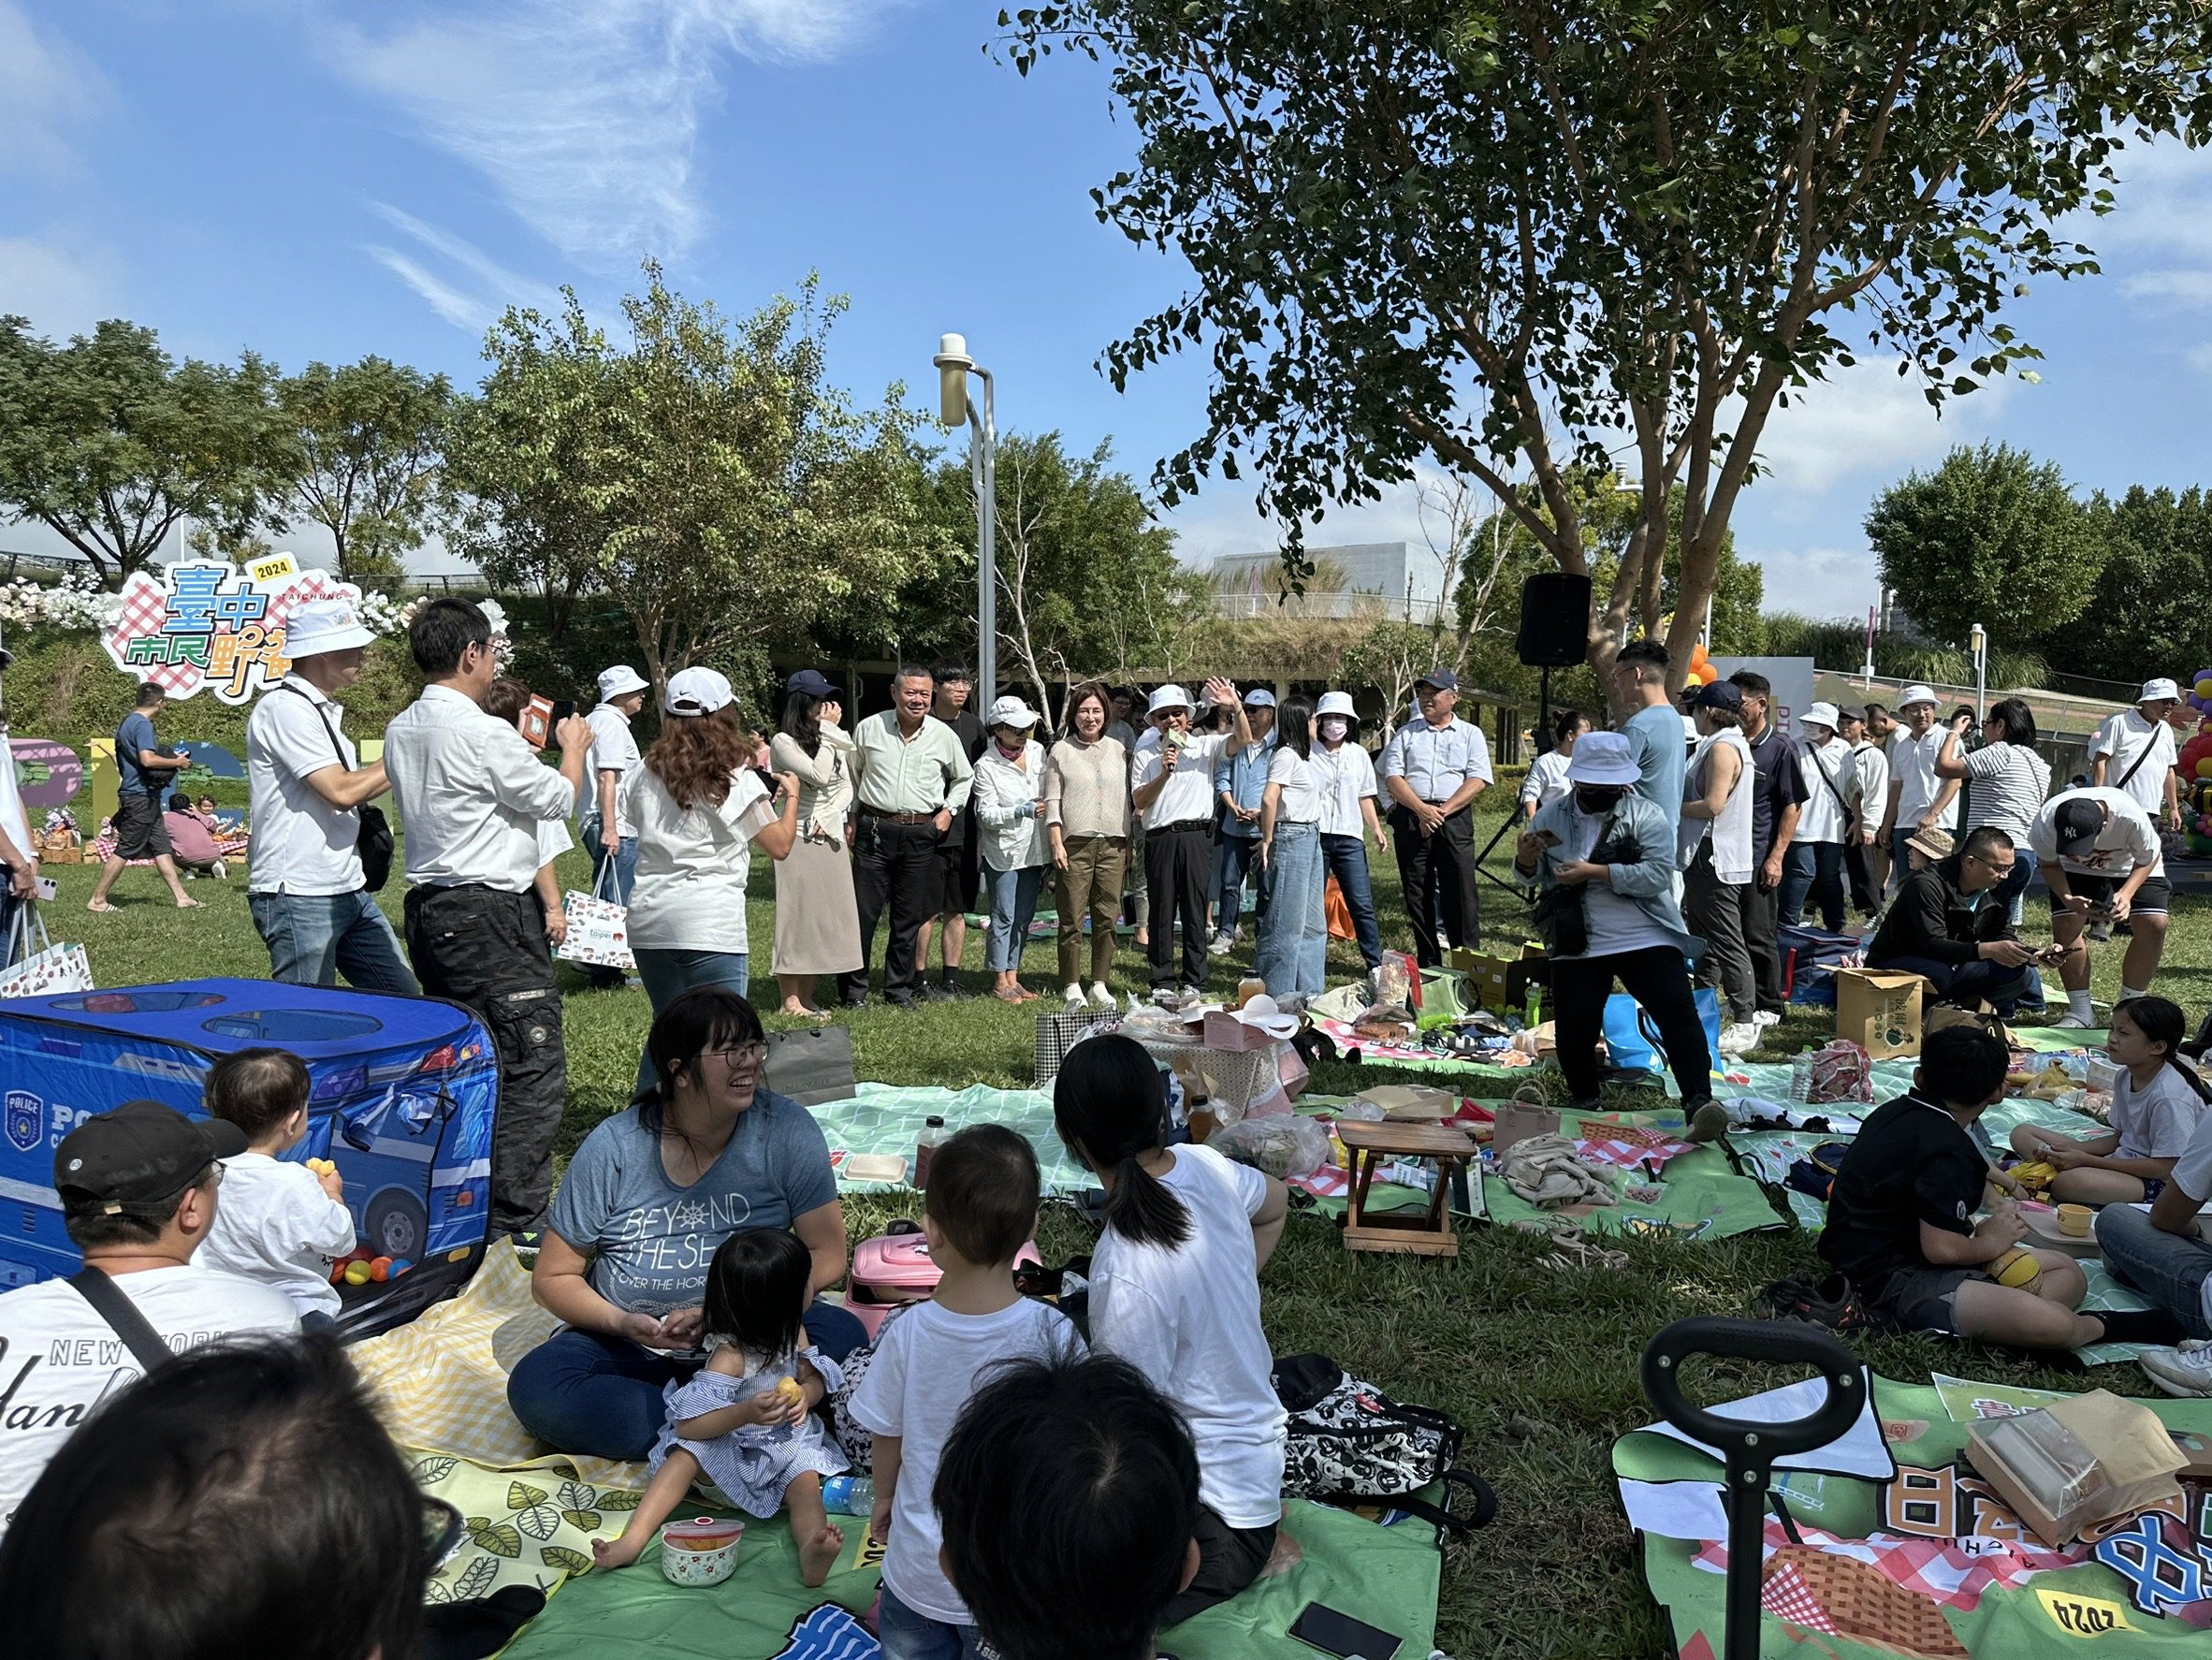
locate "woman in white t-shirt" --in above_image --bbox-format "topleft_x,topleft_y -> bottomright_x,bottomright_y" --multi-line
1518,709 -> 1591,821
2012,996 -> 2210,1205
1255,693 -> 1326,1000
620,668 -> 798,1091
1053,1034 -> 1294,1624
971,695 -> 1050,1004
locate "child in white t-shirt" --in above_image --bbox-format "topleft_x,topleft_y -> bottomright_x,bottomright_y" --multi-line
1053,1033 -> 1299,1625
2012,997 -> 2209,1205
197,1047 -> 357,1323
848,1125 -> 1079,1658
486,677 -> 573,953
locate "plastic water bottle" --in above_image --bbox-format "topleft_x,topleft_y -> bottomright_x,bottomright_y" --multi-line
916,1117 -> 948,1189
822,1475 -> 873,1516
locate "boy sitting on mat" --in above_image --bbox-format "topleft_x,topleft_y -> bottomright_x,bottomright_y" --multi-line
1820,1025 -> 2183,1351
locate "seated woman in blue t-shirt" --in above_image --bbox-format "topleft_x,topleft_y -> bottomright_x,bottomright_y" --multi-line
506,987 -> 866,1461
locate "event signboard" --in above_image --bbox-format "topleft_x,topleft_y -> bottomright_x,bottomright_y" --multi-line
1710,656 -> 1818,742
7,738 -> 83,810
100,554 -> 363,705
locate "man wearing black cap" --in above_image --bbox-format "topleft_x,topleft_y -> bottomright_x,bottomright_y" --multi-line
2030,785 -> 2168,1027
1377,668 -> 1492,965
0,1101 -> 298,1531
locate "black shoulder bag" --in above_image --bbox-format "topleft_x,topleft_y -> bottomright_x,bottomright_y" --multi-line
284,684 -> 393,892
1804,742 -> 1855,835
68,1268 -> 175,1373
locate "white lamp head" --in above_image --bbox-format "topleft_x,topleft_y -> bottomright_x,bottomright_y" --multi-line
933,332 -> 974,428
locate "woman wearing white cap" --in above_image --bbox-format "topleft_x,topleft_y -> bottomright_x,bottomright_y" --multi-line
1878,686 -> 1958,897
1310,691 -> 1388,971
621,668 -> 799,1088
1132,677 -> 1253,1000
1513,732 -> 1716,1115
1254,692 -> 1328,999
1779,702 -> 1854,933
972,694 -> 1051,1002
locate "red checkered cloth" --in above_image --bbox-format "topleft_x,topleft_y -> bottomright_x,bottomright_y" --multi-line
262,571 -> 347,633
105,573 -> 198,695
1574,1123 -> 1698,1170
1695,1517 -> 2087,1613
1760,1561 -> 1839,1634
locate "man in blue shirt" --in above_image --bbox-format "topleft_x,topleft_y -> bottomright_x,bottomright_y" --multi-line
1379,668 -> 1493,965
1211,688 -> 1277,954
87,680 -> 199,912
1611,640 -> 1688,839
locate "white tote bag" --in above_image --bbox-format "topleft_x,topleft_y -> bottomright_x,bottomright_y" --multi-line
0,904 -> 95,999
555,856 -> 633,972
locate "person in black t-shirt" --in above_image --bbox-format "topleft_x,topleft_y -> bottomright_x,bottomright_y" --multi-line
1821,1027 -> 2181,1350
917,663 -> 989,999
1725,671 -> 1810,1019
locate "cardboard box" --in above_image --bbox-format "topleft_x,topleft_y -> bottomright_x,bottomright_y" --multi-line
1966,1390 -> 2188,1548
1447,943 -> 1546,1012
1834,968 -> 1923,1058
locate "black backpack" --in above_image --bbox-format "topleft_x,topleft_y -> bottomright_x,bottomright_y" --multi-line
1272,1353 -> 1496,1538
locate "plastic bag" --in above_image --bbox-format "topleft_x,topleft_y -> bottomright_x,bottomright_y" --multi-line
1208,1114 -> 1332,1180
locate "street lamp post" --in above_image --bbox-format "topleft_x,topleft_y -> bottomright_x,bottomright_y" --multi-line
1970,622 -> 1987,723
934,334 -> 997,713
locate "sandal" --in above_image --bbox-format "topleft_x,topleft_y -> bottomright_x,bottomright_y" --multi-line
85,898 -> 114,913
1535,1225 -> 1628,1273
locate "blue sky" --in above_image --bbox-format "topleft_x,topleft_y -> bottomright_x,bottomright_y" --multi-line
6,0 -> 2211,620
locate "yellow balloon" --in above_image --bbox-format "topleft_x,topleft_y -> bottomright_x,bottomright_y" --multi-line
2195,758 -> 2212,780
2195,677 -> 2212,698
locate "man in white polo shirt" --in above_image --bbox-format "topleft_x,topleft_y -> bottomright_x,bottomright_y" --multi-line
2090,677 -> 2183,832
1879,685 -> 1958,897
384,598 -> 592,1233
244,598 -> 416,993
580,664 -> 649,990
1131,677 -> 1251,1001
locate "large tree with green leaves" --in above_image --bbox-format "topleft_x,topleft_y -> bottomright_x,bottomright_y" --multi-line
1867,442 -> 2103,651
1002,2 -> 2212,699
0,317 -> 289,588
2048,485 -> 2212,683
454,266 -> 919,697
277,357 -> 458,589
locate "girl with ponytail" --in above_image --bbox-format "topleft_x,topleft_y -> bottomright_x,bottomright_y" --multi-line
2012,996 -> 2210,1205
1051,1033 -> 1298,1622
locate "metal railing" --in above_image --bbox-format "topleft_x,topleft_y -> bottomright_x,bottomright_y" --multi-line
1208,591 -> 1450,624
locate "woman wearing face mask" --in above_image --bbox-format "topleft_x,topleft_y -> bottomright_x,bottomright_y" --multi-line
1044,682 -> 1131,1011
1310,691 -> 1388,972
1514,732 -> 1716,1116
1255,693 -> 1329,1001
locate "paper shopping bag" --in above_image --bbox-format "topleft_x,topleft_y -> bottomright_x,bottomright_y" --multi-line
554,860 -> 633,972
0,907 -> 95,998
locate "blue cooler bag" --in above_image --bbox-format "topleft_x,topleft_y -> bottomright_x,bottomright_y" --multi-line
1602,986 -> 1723,1074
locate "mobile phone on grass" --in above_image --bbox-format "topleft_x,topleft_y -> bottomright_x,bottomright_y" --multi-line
1288,1603 -> 1402,1660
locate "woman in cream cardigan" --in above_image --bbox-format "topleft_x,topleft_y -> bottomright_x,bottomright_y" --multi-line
769,670 -> 863,1018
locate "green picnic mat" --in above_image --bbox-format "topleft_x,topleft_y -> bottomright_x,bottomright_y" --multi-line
497,1493 -> 1442,1659
1614,1373 -> 2212,1657
815,1084 -> 1091,1197
1472,1106 -> 1786,1242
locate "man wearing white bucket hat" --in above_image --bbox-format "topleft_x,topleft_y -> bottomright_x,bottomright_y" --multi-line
1878,685 -> 1958,899
1310,691 -> 1388,970
243,597 -> 417,994
578,664 -> 650,989
1779,702 -> 1853,933
2090,677 -> 2183,832
1131,677 -> 1252,1000
1513,732 -> 1716,1115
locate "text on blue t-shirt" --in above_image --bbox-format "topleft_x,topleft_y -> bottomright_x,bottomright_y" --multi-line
546,1090 -> 838,1318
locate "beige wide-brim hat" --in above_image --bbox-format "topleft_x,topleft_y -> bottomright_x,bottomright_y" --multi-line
1905,826 -> 1955,862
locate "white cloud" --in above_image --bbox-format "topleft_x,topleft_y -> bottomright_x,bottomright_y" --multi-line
0,2 -> 112,179
1744,355 -> 2018,498
0,236 -> 121,338
2122,270 -> 2212,309
1740,545 -> 1883,622
1163,467 -> 1461,570
319,0 -> 897,265
362,203 -> 551,332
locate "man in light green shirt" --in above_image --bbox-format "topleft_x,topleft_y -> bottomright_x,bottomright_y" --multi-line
840,664 -> 976,1007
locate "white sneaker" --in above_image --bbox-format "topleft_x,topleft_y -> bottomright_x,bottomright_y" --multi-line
211,860 -> 227,881
1751,1010 -> 1782,1028
1208,933 -> 1236,957
1088,983 -> 1114,1011
1718,1022 -> 1764,1057
2138,1342 -> 2212,1398
1063,983 -> 1086,1012
2050,1013 -> 2095,1029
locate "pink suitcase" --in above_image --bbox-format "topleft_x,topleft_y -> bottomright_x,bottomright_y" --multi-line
844,1230 -> 1041,1339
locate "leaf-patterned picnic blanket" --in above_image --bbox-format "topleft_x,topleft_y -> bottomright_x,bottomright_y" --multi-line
413,1449 -> 645,1607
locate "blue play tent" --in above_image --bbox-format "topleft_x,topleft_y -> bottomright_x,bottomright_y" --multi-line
0,978 -> 496,1335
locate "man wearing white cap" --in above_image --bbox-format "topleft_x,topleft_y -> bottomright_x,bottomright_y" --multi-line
1311,691 -> 1388,970
1131,677 -> 1252,999
2090,677 -> 2182,832
579,665 -> 650,990
1878,686 -> 1958,898
1780,702 -> 1853,933
243,597 -> 417,994
384,598 -> 594,1234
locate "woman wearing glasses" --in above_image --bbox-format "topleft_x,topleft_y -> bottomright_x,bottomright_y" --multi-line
507,987 -> 866,1462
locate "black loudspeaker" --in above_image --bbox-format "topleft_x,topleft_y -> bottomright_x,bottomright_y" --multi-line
1516,571 -> 1593,667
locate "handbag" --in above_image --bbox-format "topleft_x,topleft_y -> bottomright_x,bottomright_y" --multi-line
764,1025 -> 857,1106
284,684 -> 392,892
1273,1352 -> 1497,1540
554,857 -> 633,971
1602,985 -> 1722,1073
0,905 -> 95,999
1033,1007 -> 1121,1085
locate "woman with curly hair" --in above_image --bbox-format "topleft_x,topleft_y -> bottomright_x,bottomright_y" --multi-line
623,668 -> 799,1090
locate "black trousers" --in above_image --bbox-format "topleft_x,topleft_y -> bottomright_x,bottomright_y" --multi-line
1144,821 -> 1215,990
842,815 -> 940,1004
1744,870 -> 1785,1012
403,884 -> 563,1235
1551,943 -> 1713,1105
1390,804 -> 1479,967
1843,836 -> 1878,915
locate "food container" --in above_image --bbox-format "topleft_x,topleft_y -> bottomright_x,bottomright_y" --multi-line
2057,1202 -> 2091,1238
660,1518 -> 744,1585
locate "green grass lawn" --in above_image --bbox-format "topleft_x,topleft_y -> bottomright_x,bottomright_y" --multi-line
30,806 -> 2212,1658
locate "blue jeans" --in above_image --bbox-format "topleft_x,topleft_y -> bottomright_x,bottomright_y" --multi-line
1779,842 -> 1845,932
983,865 -> 1043,972
506,1303 -> 869,1462
250,890 -> 420,995
1320,832 -> 1382,969
1215,831 -> 1267,938
2094,1203 -> 2212,1341
632,946 -> 749,1094
1254,821 -> 1326,997
1995,843 -> 2037,927
877,1583 -> 988,1660
586,834 -> 639,986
